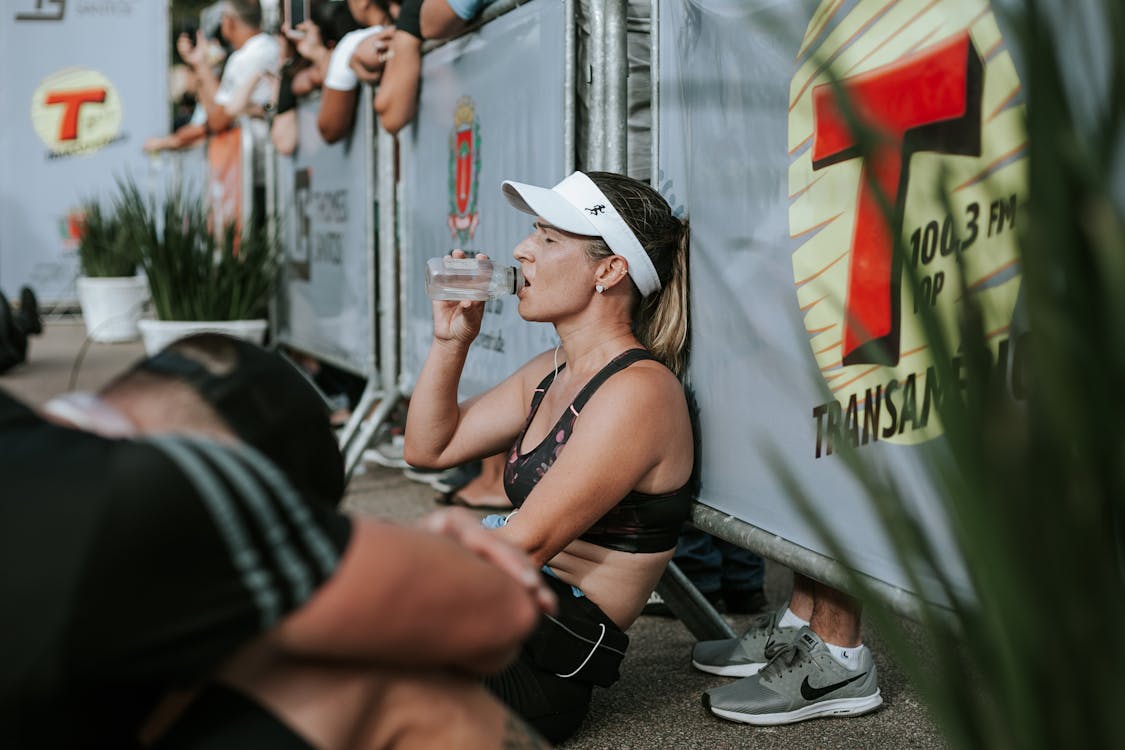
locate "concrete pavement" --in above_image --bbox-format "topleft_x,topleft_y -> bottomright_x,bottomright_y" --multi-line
2,320 -> 946,749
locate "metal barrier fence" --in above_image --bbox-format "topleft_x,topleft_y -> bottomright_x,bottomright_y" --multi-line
273,89 -> 379,378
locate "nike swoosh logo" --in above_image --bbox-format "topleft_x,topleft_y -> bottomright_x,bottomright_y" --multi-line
800,672 -> 867,701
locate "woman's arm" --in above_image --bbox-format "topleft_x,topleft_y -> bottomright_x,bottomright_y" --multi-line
402,311 -> 551,469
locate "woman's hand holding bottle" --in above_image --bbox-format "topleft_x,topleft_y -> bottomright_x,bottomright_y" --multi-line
430,250 -> 488,347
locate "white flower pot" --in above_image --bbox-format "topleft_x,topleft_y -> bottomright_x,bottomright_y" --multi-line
76,275 -> 149,343
137,318 -> 269,356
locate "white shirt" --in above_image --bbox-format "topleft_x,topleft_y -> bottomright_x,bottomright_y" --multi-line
215,33 -> 279,114
324,26 -> 386,91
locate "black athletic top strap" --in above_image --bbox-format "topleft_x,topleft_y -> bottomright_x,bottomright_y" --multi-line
503,349 -> 691,554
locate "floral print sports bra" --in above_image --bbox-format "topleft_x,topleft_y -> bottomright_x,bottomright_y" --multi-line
503,349 -> 692,554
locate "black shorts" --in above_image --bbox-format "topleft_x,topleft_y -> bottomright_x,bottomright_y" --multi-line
484,573 -> 629,744
153,684 -> 312,750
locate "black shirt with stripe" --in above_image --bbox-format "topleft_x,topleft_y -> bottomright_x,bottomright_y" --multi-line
0,389 -> 351,748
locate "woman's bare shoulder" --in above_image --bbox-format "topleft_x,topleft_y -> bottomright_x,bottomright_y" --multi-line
589,359 -> 688,414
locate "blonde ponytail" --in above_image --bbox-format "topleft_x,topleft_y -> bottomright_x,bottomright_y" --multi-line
636,219 -> 689,376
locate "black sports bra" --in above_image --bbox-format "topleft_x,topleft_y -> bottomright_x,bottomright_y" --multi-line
503,349 -> 692,554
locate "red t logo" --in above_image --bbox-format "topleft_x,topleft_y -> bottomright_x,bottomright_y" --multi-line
44,87 -> 107,141
811,32 -> 982,365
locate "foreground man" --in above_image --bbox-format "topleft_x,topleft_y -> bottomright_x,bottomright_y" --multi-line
0,334 -> 553,748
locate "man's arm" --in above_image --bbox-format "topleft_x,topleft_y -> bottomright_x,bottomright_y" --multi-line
71,436 -> 545,681
179,31 -> 234,134
144,122 -> 207,153
268,514 -> 544,674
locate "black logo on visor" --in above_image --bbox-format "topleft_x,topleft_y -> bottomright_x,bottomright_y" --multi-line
585,204 -> 606,216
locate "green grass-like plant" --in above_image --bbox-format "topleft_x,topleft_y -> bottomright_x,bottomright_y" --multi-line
115,179 -> 279,322
75,194 -> 141,278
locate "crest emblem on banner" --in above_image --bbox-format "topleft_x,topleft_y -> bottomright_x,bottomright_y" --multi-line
787,0 -> 1026,453
448,96 -> 481,244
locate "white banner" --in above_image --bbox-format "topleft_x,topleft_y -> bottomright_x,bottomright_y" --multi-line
275,90 -> 376,376
398,0 -> 566,398
660,0 -> 1036,600
0,0 -> 169,303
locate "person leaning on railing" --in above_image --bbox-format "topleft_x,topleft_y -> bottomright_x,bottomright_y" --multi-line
405,171 -> 695,743
372,0 -> 494,134
316,0 -> 396,143
146,0 -> 279,155
270,0 -> 362,155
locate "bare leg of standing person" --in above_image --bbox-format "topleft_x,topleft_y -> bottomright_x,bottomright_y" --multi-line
808,579 -> 862,648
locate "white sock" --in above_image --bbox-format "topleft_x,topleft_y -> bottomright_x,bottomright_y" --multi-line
825,642 -> 866,670
778,607 -> 810,629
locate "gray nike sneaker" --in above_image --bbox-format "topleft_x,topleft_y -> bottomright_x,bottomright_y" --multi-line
703,627 -> 882,725
691,608 -> 799,677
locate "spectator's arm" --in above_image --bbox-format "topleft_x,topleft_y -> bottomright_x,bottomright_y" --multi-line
291,65 -> 322,96
180,30 -> 234,134
144,122 -> 208,153
223,70 -> 272,121
421,0 -> 471,39
373,30 -> 423,134
270,110 -> 298,156
317,87 -> 358,143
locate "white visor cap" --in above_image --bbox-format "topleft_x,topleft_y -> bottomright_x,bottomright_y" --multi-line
501,171 -> 662,297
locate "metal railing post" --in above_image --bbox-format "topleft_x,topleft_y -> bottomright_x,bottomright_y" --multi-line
604,0 -> 628,173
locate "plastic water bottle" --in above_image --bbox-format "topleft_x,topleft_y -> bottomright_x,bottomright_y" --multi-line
424,256 -> 524,301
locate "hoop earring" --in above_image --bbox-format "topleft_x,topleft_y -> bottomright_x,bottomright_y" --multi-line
595,284 -> 605,294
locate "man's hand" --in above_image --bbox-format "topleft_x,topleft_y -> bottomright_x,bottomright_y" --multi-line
417,508 -> 557,616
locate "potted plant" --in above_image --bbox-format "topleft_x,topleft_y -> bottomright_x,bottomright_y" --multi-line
74,193 -> 148,342
132,182 -> 280,355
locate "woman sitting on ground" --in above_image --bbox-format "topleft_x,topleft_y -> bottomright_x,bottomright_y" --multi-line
404,170 -> 694,743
